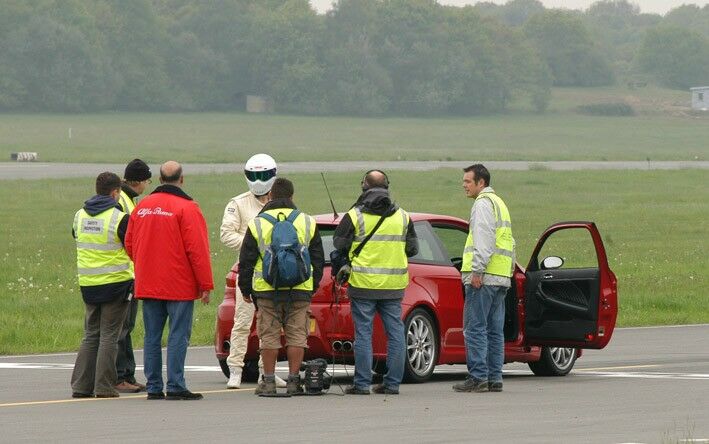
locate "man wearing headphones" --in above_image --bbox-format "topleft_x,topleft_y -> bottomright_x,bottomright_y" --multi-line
333,170 -> 418,395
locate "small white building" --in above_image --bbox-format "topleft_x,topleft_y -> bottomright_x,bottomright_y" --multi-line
691,86 -> 709,111
246,95 -> 273,113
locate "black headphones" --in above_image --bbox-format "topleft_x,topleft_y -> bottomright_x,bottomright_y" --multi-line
362,169 -> 390,190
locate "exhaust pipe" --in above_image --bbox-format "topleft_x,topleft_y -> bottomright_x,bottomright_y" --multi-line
332,341 -> 343,352
342,341 -> 353,352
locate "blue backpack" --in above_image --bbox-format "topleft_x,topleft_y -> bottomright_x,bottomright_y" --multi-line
259,210 -> 312,288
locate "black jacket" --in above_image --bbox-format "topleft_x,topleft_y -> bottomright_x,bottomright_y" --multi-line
238,198 -> 325,301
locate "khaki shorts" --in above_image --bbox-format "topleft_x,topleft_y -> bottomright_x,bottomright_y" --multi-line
256,298 -> 310,350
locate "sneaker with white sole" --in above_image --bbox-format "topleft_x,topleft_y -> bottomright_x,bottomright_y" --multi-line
227,367 -> 242,389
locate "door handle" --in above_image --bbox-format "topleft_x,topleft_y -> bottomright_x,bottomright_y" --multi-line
543,273 -> 554,279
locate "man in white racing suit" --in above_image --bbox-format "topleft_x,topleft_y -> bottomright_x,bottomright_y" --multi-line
221,153 -> 286,389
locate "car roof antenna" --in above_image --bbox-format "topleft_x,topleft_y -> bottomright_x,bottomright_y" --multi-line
321,172 -> 339,220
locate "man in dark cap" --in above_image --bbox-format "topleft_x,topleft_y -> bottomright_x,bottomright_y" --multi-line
115,158 -> 152,393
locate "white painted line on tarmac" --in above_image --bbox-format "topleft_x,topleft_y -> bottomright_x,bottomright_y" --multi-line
0,345 -> 213,359
2,362 -> 708,381
0,363 -> 222,371
580,371 -> 709,381
576,364 -> 661,371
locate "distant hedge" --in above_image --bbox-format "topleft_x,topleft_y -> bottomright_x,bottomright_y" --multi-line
576,102 -> 635,116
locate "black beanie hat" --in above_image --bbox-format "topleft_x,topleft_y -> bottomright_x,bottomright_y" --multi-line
124,159 -> 152,182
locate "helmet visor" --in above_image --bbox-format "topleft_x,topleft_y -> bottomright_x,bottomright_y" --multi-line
245,169 -> 276,182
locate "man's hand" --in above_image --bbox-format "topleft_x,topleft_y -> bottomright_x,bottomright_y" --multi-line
471,274 -> 483,289
200,290 -> 211,305
242,294 -> 253,304
335,264 -> 351,286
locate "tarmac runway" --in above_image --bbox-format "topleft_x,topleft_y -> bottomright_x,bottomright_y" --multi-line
1,324 -> 708,443
1,160 -> 708,180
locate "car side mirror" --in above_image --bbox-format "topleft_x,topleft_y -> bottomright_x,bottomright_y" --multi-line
541,256 -> 564,270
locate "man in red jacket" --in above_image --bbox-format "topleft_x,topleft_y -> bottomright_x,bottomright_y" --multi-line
125,161 -> 213,401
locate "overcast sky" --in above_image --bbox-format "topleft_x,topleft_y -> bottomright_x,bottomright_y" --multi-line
311,0 -> 708,15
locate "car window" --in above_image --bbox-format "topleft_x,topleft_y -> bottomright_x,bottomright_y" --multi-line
409,221 -> 450,266
320,222 -> 456,267
536,228 -> 598,269
319,226 -> 335,262
431,223 -> 468,261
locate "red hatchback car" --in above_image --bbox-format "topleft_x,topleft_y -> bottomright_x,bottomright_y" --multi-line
215,213 -> 618,383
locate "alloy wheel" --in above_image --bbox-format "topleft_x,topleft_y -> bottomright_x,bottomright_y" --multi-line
406,313 -> 436,378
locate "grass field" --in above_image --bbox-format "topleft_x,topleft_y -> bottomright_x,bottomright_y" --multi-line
0,87 -> 707,164
1,169 -> 706,354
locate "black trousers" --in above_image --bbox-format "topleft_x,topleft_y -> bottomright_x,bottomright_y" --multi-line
116,298 -> 139,383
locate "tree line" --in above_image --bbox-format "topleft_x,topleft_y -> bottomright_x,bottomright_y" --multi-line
0,0 -> 707,115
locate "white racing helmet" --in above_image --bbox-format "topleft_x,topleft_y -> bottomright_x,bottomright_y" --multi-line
244,153 -> 277,196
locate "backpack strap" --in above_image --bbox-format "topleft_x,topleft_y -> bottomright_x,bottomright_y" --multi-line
259,212 -> 278,225
285,209 -> 301,223
285,209 -> 312,244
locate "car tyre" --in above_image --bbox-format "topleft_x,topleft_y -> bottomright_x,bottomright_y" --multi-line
528,347 -> 578,376
403,308 -> 438,383
219,358 -> 260,382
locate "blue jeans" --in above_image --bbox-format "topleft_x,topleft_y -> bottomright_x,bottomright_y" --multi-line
142,299 -> 194,393
350,297 -> 405,390
463,284 -> 506,382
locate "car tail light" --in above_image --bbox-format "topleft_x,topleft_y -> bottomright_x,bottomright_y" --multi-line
585,333 -> 595,341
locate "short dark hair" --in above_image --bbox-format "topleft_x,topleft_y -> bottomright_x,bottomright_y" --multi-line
270,177 -> 294,199
160,165 -> 182,183
463,164 -> 490,187
96,172 -> 121,196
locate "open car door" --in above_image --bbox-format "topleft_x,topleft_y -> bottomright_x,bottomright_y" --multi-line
524,222 -> 617,349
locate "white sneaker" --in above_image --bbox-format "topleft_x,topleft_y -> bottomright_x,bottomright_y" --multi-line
227,367 -> 242,389
259,371 -> 287,388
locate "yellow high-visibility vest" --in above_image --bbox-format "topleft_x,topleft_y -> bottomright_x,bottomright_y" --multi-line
347,207 -> 410,290
118,189 -> 135,215
74,207 -> 132,287
249,208 -> 316,292
117,189 -> 136,274
461,191 -> 514,277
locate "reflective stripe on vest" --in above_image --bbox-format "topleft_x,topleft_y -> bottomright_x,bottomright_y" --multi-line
118,189 -> 136,215
347,207 -> 410,290
461,192 -> 514,277
74,207 -> 132,286
117,189 -> 137,274
248,208 -> 316,292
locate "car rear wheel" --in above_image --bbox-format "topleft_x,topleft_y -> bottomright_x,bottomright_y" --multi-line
218,358 -> 260,382
403,308 -> 438,383
528,347 -> 578,376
